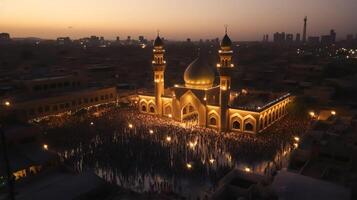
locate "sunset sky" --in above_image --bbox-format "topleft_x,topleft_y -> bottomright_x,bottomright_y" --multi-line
1,0 -> 356,41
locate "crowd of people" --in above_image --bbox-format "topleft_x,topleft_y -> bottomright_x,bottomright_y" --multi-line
35,105 -> 311,199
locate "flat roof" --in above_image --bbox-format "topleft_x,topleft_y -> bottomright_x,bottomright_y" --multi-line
272,170 -> 350,200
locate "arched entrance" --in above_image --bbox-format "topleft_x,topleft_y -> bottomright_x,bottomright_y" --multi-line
181,103 -> 199,127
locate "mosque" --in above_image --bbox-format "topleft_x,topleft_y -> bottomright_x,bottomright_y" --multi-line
138,30 -> 292,133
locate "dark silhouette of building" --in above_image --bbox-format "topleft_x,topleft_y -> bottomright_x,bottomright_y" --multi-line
0,33 -> 11,43
56,37 -> 71,45
296,33 -> 301,42
321,29 -> 336,45
274,32 -> 285,42
286,34 -> 294,42
303,16 -> 307,43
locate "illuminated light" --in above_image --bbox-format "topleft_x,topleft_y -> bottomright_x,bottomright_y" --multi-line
188,141 -> 197,149
168,114 -> 172,118
152,61 -> 155,64
4,101 -> 10,107
134,101 -> 138,104
186,163 -> 192,169
294,136 -> 300,142
283,151 -> 288,156
128,123 -> 133,129
216,64 -> 221,67
166,136 -> 172,142
163,61 -> 166,64
90,122 -> 94,126
209,159 -> 215,164
149,129 -> 154,134
244,167 -> 251,172
230,64 -> 234,67
174,84 -> 179,87
141,44 -> 146,49
293,143 -> 299,148
203,97 -> 207,101
331,110 -> 336,115
43,144 -> 48,150
218,50 -> 222,53
221,86 -> 227,91
309,111 -> 315,117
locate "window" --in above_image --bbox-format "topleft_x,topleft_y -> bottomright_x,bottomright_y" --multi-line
233,121 -> 240,129
189,105 -> 194,113
142,105 -> 147,112
95,97 -> 98,102
53,105 -> 58,111
44,106 -> 49,112
245,123 -> 254,131
101,95 -> 104,100
110,94 -> 113,98
149,106 -> 155,113
210,117 -> 217,126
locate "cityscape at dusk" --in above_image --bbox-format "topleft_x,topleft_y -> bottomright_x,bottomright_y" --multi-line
1,1 -> 357,200
1,0 -> 357,40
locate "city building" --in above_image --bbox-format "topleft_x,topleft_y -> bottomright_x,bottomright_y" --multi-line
296,33 -> 301,42
308,36 -> 320,44
0,33 -> 11,43
138,31 -> 292,133
56,37 -> 71,45
286,34 -> 294,42
321,29 -> 336,45
273,32 -> 286,43
1,73 -> 118,120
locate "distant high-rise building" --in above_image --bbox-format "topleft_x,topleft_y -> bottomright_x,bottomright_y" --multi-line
116,36 -> 120,41
273,32 -> 286,42
321,29 -> 336,45
262,34 -> 269,42
330,29 -> 336,43
296,33 -> 301,42
303,16 -> 307,43
127,36 -> 131,41
286,34 -> 294,42
186,38 -> 191,43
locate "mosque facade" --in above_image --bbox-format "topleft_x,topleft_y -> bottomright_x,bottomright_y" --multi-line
138,31 -> 292,133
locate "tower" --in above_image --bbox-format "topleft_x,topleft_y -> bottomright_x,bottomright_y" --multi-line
217,27 -> 234,132
303,16 -> 307,43
152,32 -> 166,116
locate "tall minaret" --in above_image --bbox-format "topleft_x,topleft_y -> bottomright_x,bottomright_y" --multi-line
302,16 -> 307,43
152,32 -> 166,116
217,26 -> 234,132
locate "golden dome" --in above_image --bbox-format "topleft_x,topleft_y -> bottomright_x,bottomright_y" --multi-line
184,56 -> 215,89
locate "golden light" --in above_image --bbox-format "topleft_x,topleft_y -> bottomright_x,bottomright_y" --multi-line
294,136 -> 300,142
244,167 -> 251,172
166,136 -> 172,142
128,123 -> 133,129
43,144 -> 48,150
90,122 -> 94,126
309,111 -> 315,117
4,101 -> 10,107
293,143 -> 299,148
174,84 -> 179,87
188,141 -> 197,149
149,129 -> 154,134
186,163 -> 192,169
168,114 -> 172,118
209,159 -> 215,164
203,97 -> 207,101
331,110 -> 336,115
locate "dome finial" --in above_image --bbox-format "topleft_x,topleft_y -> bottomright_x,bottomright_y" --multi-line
224,24 -> 228,34
157,29 -> 160,37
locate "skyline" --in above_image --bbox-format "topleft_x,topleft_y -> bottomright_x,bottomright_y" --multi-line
1,0 -> 357,41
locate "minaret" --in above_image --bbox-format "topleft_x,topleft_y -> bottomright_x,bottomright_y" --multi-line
217,26 -> 234,132
152,32 -> 166,116
302,16 -> 307,43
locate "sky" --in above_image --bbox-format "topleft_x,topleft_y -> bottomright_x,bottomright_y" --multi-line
0,0 -> 356,41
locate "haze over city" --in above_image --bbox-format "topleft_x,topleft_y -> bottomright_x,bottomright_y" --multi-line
1,0 -> 357,40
